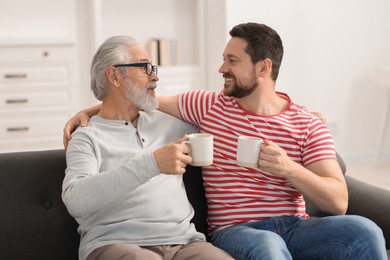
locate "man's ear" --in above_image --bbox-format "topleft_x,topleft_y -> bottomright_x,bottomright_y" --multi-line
256,58 -> 272,77
106,66 -> 120,87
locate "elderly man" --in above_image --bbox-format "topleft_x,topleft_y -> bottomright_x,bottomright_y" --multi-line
62,35 -> 233,260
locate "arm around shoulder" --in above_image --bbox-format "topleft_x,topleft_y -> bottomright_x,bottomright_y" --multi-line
158,95 -> 182,119
63,103 -> 102,149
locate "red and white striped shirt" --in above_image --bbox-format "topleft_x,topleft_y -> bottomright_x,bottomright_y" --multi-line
178,90 -> 337,234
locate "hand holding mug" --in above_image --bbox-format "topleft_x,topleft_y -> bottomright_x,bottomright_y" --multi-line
153,137 -> 192,175
258,139 -> 298,178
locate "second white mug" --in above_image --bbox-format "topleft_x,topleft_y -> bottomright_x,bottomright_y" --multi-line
236,136 -> 263,168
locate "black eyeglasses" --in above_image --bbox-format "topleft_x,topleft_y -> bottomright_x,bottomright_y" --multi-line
114,62 -> 158,76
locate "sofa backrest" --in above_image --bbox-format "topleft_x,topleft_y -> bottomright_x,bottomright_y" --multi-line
183,165 -> 208,236
0,150 -> 79,260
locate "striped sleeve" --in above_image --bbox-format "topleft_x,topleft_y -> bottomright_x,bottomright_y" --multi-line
178,90 -> 218,127
302,115 -> 337,166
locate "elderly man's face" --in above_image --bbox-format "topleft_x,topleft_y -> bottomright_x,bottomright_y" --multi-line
122,45 -> 159,112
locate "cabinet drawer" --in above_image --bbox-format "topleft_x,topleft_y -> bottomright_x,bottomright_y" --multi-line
0,66 -> 69,87
0,45 -> 75,62
0,117 -> 67,138
0,92 -> 69,111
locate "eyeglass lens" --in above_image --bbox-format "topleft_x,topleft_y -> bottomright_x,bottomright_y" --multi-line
147,64 -> 158,76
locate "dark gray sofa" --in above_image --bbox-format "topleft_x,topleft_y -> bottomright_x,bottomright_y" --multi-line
0,149 -> 389,259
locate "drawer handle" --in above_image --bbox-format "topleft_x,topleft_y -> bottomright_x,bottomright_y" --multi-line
43,51 -> 50,57
7,127 -> 29,132
4,73 -> 27,79
6,99 -> 28,104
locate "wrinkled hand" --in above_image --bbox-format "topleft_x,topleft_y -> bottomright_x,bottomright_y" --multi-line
258,139 -> 299,178
153,135 -> 193,175
63,111 -> 91,150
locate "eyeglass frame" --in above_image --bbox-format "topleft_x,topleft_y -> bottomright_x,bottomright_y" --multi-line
113,62 -> 158,76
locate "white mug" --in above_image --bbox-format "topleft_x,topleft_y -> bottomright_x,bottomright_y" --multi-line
183,133 -> 213,166
236,136 -> 263,168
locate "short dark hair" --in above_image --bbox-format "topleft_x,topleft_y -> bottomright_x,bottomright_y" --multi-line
229,23 -> 283,81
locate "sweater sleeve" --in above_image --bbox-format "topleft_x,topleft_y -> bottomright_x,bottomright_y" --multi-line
62,130 -> 160,218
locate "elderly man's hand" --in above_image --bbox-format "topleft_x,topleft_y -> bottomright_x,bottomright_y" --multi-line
153,136 -> 192,175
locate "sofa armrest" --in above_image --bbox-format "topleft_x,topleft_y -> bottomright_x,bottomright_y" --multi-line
345,175 -> 390,249
305,175 -> 390,249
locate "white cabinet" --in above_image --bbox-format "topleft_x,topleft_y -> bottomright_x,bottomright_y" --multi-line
0,0 -> 78,152
0,43 -> 77,152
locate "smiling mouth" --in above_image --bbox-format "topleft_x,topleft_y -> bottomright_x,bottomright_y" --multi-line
223,77 -> 234,87
223,73 -> 234,84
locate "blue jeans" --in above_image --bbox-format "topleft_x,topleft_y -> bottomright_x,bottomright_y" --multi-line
211,215 -> 387,260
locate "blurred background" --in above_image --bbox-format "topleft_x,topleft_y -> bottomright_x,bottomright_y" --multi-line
1,0 -> 389,180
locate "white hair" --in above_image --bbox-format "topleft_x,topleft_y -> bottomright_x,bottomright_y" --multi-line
90,36 -> 139,101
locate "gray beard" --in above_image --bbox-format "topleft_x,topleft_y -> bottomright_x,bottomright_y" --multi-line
126,81 -> 159,112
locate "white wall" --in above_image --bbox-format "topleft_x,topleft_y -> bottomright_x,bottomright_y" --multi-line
3,0 -> 388,161
0,0 -> 76,42
205,0 -> 390,163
